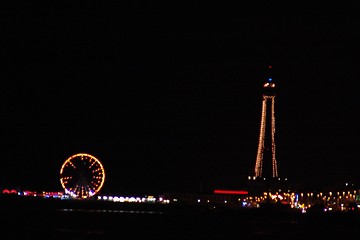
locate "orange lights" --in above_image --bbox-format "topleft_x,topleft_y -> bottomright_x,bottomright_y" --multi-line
60,153 -> 106,198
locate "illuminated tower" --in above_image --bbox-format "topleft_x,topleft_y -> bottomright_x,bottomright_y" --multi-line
253,66 -> 278,180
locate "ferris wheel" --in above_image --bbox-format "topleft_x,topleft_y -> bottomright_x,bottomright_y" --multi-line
60,153 -> 105,198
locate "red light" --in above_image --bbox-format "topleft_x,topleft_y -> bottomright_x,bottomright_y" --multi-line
214,189 -> 248,195
268,65 -> 272,69
10,189 -> 17,194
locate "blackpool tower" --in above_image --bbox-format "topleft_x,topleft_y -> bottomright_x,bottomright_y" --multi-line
253,66 -> 279,180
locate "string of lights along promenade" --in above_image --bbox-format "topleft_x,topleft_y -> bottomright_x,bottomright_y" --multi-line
253,66 -> 279,180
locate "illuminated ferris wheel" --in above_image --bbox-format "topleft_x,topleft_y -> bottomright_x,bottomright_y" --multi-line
60,153 -> 105,198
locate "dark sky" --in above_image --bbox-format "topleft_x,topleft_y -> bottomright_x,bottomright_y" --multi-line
1,2 -> 360,194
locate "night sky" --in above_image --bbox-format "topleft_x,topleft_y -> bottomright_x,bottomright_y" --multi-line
1,2 -> 360,195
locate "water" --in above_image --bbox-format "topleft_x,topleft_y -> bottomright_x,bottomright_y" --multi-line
1,196 -> 360,240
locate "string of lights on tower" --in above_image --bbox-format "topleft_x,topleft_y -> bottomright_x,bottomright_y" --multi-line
253,65 -> 279,180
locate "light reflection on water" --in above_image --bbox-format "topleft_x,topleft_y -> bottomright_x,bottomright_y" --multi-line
57,208 -> 164,215
4,206 -> 360,240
